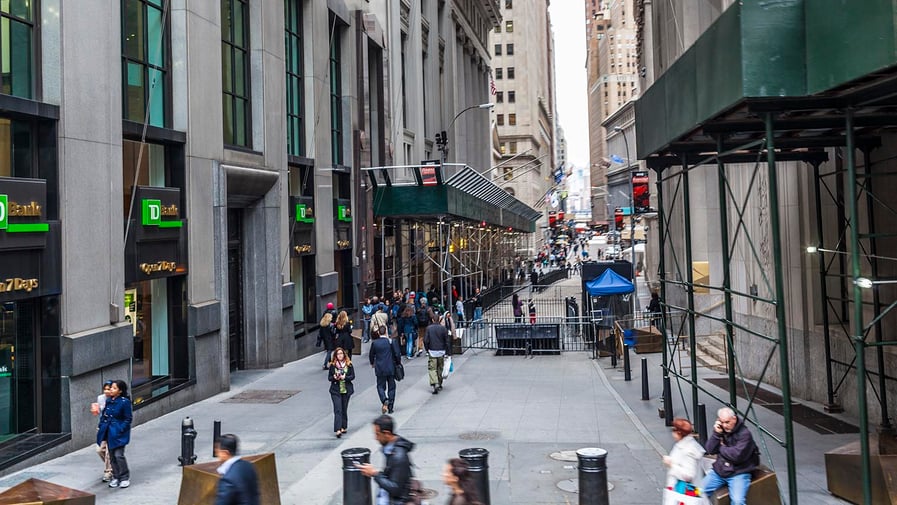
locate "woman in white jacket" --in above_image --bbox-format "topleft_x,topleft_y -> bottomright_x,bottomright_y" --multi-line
663,418 -> 706,488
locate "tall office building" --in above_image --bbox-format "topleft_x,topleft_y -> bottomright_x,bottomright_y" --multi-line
490,0 -> 556,252
585,0 -> 638,228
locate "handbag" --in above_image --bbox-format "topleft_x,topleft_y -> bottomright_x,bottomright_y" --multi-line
662,483 -> 702,505
394,362 -> 405,381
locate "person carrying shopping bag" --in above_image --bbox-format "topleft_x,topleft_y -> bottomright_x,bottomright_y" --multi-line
662,418 -> 705,504
424,313 -> 451,394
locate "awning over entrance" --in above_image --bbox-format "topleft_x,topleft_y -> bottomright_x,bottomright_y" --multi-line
368,164 -> 541,232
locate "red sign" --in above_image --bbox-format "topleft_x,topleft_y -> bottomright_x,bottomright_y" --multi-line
632,171 -> 650,213
420,165 -> 438,186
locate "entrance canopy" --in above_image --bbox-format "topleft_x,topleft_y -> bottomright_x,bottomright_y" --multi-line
586,269 -> 634,296
366,163 -> 540,232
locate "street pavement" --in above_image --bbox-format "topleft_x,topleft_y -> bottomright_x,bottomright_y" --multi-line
0,275 -> 852,504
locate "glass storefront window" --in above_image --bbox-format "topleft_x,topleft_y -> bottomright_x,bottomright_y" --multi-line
0,118 -> 33,178
126,279 -> 169,387
122,140 -> 165,218
0,300 -> 36,440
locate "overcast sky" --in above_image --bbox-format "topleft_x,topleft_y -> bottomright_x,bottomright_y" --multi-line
549,1 -> 589,169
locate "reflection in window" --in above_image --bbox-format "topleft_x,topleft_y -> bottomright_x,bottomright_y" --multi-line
222,0 -> 251,147
285,0 -> 305,156
329,15 -> 343,165
0,1 -> 34,98
0,118 -> 33,178
122,0 -> 168,127
505,20 -> 513,32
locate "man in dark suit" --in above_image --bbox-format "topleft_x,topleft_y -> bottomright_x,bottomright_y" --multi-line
369,326 -> 400,414
214,434 -> 260,505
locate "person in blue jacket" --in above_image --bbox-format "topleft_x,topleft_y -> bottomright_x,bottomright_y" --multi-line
97,379 -> 132,489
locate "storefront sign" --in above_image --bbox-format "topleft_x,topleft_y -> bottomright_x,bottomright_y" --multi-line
0,177 -> 50,235
291,226 -> 315,257
139,261 -> 178,275
0,277 -> 39,293
127,186 -> 188,283
142,199 -> 182,228
294,244 -> 312,254
336,239 -> 351,249
337,205 -> 352,222
296,203 -> 315,223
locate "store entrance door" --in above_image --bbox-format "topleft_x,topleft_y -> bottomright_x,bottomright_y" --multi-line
227,210 -> 245,371
0,301 -> 36,441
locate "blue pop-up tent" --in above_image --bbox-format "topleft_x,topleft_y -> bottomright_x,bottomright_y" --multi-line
586,268 -> 634,296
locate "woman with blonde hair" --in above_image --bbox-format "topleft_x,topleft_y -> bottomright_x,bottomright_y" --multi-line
328,347 -> 355,437
334,311 -> 354,356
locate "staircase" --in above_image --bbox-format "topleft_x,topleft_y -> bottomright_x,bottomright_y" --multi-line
694,332 -> 728,372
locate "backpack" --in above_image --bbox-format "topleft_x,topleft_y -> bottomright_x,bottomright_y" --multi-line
416,307 -> 430,327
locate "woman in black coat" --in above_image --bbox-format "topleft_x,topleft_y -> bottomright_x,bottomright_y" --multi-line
334,311 -> 354,355
328,347 -> 355,437
318,312 -> 336,370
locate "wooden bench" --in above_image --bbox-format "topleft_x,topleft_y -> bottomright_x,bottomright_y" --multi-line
710,465 -> 781,505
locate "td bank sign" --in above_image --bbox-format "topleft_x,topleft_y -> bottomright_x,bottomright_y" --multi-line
141,199 -> 183,228
0,194 -> 49,233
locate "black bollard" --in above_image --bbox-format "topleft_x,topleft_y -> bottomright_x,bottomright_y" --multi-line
696,403 -> 708,444
663,376 -> 673,426
212,420 -> 221,458
576,448 -> 609,505
178,417 -> 197,466
459,448 -> 491,505
623,344 -> 631,381
641,358 -> 649,400
341,448 -> 372,505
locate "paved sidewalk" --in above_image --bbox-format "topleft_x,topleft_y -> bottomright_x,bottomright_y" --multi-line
0,274 -> 851,504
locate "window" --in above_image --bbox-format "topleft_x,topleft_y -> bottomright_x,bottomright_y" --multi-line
494,44 -> 501,56
285,0 -> 305,156
495,68 -> 502,79
495,24 -> 501,33
508,113 -> 516,125
122,0 -> 169,127
509,141 -> 517,154
505,0 -> 513,8
329,15 -> 344,165
222,0 -> 251,146
506,43 -> 514,55
503,166 -> 513,180
507,67 -> 515,79
0,1 -> 34,98
496,114 -> 504,126
505,20 -> 513,32
495,91 -> 503,103
500,143 -> 506,155
508,91 -> 515,103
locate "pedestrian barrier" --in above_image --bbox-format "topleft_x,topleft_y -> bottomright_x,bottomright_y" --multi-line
177,452 -> 281,505
0,478 -> 94,504
576,448 -> 609,505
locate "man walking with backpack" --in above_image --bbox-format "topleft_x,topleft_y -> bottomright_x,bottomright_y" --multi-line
415,299 -> 434,358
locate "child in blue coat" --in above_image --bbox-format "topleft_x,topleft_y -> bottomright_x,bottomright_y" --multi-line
97,380 -> 132,489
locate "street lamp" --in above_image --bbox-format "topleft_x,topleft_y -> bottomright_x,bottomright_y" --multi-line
613,125 -> 639,313
434,101 -> 493,319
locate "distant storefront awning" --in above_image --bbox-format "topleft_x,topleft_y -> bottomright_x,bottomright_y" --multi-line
368,164 -> 540,232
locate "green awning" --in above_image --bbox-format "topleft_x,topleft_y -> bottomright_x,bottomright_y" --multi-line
371,165 -> 540,232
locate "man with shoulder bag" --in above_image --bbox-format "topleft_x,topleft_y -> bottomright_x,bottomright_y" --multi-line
358,415 -> 419,505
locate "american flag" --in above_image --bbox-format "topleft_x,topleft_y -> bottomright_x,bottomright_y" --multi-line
490,74 -> 497,96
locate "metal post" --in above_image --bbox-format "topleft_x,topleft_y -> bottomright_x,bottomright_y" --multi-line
459,448 -> 491,505
696,403 -> 708,445
641,357 -> 649,400
576,448 -> 609,505
663,376 -> 673,426
682,154 -> 698,420
619,129 -> 638,314
179,417 -> 197,466
623,342 -> 632,381
716,137 -> 737,409
380,217 -> 386,297
341,448 -> 372,505
212,420 -> 221,458
765,113 -> 799,505
844,109 -> 872,505
812,162 -> 840,412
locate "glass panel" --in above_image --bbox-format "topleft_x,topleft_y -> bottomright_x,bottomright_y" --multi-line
148,143 -> 165,186
291,257 -> 303,322
234,49 -> 245,96
1,18 -> 9,96
221,43 -> 232,93
124,0 -> 144,60
9,19 -> 31,98
10,118 -> 31,178
128,282 -> 151,386
0,118 -> 9,177
147,5 -> 163,67
222,95 -> 233,144
290,36 -> 299,74
8,0 -> 31,21
147,0 -> 162,7
126,62 -> 146,122
220,0 -> 232,43
148,67 -> 165,127
235,98 -> 246,146
233,1 -> 244,47
0,301 -> 37,438
151,278 -> 169,376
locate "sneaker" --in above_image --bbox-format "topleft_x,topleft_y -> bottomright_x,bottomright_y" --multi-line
388,407 -> 394,414
119,480 -> 130,488
382,403 -> 389,414
108,479 -> 119,488
416,349 -> 423,357
437,384 -> 443,391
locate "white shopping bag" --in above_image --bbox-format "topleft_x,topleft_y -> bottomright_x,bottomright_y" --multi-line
442,356 -> 453,379
662,488 -> 703,505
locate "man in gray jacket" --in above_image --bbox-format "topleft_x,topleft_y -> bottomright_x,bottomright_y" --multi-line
423,313 -> 451,394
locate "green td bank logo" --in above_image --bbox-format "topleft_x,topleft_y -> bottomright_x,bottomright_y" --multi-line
142,199 -> 183,228
0,194 -> 49,233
